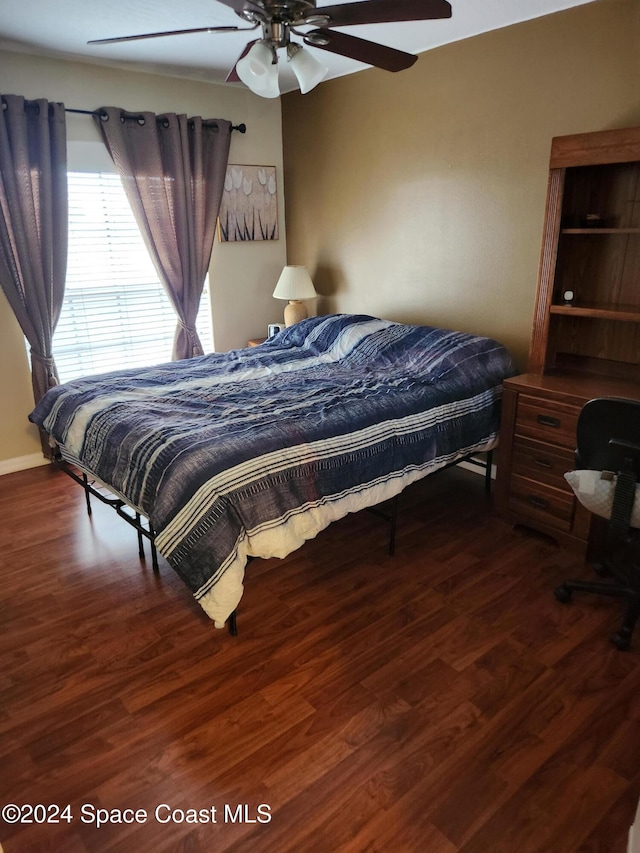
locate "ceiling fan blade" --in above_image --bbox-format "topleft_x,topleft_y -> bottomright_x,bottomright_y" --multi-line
304,29 -> 417,72
225,40 -> 258,82
88,26 -> 244,45
318,0 -> 452,28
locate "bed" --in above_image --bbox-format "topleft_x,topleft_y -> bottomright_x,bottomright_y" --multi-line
29,314 -> 515,629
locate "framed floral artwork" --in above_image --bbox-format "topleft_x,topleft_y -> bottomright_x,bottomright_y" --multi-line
217,164 -> 278,241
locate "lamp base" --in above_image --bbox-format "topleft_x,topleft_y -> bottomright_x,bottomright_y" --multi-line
284,300 -> 308,327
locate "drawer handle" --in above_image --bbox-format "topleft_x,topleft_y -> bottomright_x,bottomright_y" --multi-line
534,457 -> 553,469
537,414 -> 561,428
527,495 -> 549,509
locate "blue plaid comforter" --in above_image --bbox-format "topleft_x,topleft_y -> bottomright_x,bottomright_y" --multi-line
30,314 -> 515,626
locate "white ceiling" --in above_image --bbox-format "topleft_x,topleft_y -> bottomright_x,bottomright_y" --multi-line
0,0 -> 597,96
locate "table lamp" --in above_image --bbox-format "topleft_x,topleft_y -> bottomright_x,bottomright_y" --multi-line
273,265 -> 317,326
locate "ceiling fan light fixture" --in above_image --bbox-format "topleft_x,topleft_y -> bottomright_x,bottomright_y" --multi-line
236,40 -> 280,98
287,43 -> 328,94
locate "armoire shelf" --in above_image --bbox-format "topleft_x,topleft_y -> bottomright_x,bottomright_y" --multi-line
549,303 -> 640,322
561,227 -> 640,234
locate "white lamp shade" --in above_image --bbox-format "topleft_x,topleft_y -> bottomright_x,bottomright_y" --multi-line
236,41 -> 280,99
287,45 -> 328,94
273,266 -> 317,301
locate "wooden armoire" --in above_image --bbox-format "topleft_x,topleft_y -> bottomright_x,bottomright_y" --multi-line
495,126 -> 640,552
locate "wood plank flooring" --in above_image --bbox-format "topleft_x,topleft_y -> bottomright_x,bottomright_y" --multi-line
1,463 -> 639,852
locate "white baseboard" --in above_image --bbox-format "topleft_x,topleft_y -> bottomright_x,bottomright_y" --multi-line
0,453 -> 49,477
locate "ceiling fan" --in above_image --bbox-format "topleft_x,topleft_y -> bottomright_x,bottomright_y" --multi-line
89,0 -> 453,98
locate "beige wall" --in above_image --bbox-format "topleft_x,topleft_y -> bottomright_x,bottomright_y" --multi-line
0,49 -> 286,469
281,0 -> 640,370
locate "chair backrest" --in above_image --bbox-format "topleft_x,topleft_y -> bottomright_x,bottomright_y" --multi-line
576,397 -> 640,477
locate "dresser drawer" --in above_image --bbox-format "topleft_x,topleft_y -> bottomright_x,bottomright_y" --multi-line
511,436 -> 576,491
508,474 -> 575,532
515,395 -> 580,449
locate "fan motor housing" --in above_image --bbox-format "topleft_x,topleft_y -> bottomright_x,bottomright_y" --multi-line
238,0 -> 325,27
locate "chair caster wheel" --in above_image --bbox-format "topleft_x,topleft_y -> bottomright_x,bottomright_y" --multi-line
611,632 -> 631,651
554,585 -> 572,604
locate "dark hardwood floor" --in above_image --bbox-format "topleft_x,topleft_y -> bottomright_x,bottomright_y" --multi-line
1,463 -> 639,852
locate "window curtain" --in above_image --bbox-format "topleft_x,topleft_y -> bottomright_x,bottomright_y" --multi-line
0,94 -> 67,417
94,107 -> 232,360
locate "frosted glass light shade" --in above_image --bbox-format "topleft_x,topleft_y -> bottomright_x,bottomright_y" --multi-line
287,44 -> 328,94
236,41 -> 280,99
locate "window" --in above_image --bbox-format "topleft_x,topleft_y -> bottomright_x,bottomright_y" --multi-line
53,172 -> 213,384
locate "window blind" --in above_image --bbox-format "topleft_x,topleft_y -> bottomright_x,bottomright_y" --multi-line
53,172 -> 213,384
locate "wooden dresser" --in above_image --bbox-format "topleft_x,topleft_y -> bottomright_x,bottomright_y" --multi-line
495,126 -> 640,552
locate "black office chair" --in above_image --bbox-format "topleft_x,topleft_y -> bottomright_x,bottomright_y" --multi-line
554,397 -> 640,650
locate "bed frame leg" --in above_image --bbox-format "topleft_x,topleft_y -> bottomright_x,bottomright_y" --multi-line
389,494 -> 398,556
82,472 -> 92,517
149,523 -> 159,574
227,609 -> 238,637
135,513 -> 145,558
484,450 -> 493,495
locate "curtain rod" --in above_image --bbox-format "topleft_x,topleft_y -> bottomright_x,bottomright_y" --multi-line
65,107 -> 246,133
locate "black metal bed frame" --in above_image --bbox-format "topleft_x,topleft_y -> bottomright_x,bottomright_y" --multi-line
53,448 -> 493,637
53,450 -> 160,568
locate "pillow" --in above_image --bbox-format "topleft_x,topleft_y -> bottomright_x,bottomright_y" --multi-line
564,470 -> 640,528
